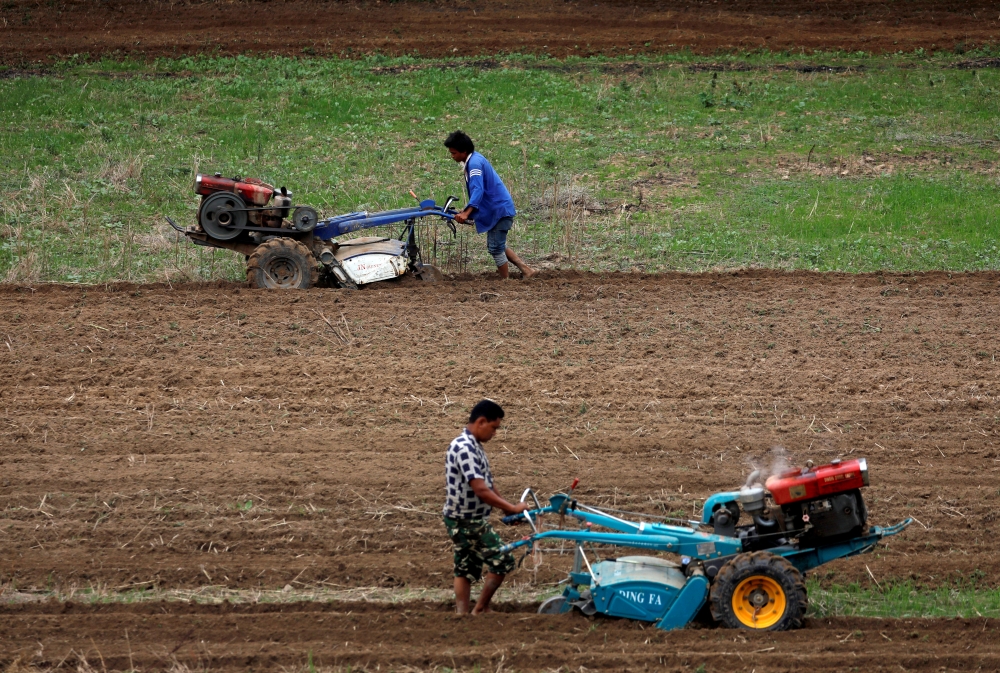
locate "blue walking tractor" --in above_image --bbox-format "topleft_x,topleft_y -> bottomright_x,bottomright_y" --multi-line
501,457 -> 911,631
167,173 -> 460,289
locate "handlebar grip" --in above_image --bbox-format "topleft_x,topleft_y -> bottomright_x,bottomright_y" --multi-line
501,512 -> 524,525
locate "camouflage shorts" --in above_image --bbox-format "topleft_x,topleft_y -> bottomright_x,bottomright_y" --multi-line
443,516 -> 516,582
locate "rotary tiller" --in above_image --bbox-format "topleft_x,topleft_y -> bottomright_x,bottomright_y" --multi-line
502,457 -> 911,631
167,173 -> 459,289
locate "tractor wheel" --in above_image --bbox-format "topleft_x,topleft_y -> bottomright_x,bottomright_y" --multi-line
246,238 -> 320,290
709,552 -> 807,631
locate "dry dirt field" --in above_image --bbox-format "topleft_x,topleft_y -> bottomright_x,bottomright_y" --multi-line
4,2 -> 1000,668
1,603 -> 997,672
2,0 -> 998,65
2,271 -> 999,670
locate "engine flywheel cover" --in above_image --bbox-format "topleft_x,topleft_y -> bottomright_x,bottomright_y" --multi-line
199,192 -> 247,241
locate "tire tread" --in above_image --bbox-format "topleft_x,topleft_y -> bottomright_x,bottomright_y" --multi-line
246,238 -> 319,289
709,551 -> 807,631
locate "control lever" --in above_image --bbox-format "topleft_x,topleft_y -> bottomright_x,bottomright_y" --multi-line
442,195 -> 458,235
559,478 -> 579,525
520,488 -> 542,533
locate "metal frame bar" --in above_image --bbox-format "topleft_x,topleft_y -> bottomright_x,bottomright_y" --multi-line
500,492 -> 913,568
316,202 -> 458,240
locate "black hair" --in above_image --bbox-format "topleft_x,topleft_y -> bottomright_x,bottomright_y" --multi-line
444,130 -> 475,154
469,399 -> 504,423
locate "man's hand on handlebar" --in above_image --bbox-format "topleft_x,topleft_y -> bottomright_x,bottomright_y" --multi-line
506,502 -> 531,516
469,479 -> 531,519
453,206 -> 475,225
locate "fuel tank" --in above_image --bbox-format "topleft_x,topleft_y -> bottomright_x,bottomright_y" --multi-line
195,173 -> 274,206
765,458 -> 869,506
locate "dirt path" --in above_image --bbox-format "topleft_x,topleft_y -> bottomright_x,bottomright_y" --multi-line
1,270 -> 998,595
2,0 -> 996,65
1,601 -> 997,672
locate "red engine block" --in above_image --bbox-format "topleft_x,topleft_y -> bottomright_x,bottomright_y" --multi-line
765,458 -> 868,506
195,173 -> 274,206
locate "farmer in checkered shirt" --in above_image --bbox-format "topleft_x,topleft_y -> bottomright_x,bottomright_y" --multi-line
443,399 -> 530,615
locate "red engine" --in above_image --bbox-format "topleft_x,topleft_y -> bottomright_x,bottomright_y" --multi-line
766,458 -> 869,543
195,173 -> 275,207
193,172 -> 295,240
710,457 -> 872,553
766,458 -> 868,505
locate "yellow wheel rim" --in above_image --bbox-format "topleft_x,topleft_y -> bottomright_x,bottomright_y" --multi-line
731,575 -> 787,629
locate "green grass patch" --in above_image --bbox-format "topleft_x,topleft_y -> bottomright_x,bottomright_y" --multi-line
4,50 -> 1000,281
808,580 -> 1000,619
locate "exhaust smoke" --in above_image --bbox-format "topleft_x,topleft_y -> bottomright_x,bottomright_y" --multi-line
746,444 -> 794,485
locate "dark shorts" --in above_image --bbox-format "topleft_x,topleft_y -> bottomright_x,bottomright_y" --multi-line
443,516 -> 516,582
486,216 -> 514,267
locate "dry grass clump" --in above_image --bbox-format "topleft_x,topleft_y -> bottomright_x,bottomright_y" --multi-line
0,171 -> 99,283
2,244 -> 40,283
0,580 -> 464,607
533,185 -> 603,210
136,223 -> 183,255
98,154 -> 145,193
5,659 -> 472,673
3,653 -> 211,673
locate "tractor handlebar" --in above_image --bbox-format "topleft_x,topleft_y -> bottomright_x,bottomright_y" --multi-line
502,487 -> 546,526
501,488 -> 578,525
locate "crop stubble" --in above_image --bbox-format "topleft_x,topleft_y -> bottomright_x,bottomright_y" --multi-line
2,271 -> 999,670
4,1 -> 999,668
1,602 -> 998,672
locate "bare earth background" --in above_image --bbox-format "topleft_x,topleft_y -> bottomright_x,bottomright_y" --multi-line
3,1 -> 1000,670
2,271 -> 1000,670
2,0 -> 999,65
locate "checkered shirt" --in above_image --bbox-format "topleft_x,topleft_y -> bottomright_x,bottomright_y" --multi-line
443,428 -> 494,519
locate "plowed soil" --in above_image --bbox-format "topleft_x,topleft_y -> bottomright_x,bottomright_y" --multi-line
2,602 -> 998,672
2,0 -> 997,66
2,270 -> 1000,669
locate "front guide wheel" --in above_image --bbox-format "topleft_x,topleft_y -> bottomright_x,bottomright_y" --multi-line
247,238 -> 320,289
709,551 -> 807,631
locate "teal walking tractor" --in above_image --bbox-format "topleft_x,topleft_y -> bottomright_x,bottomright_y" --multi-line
500,458 -> 911,631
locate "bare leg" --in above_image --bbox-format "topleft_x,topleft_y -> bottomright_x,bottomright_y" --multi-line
504,248 -> 537,278
472,572 -> 505,615
496,262 -> 510,279
454,577 -> 472,615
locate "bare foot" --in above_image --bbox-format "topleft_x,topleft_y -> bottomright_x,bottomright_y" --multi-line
521,268 -> 538,279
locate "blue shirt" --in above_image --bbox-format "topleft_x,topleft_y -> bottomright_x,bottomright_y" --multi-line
464,152 -> 516,234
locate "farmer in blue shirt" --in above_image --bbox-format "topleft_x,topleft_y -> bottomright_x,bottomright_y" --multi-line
444,131 -> 537,279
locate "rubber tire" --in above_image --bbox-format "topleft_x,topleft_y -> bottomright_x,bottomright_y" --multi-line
246,238 -> 320,290
709,551 -> 807,631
